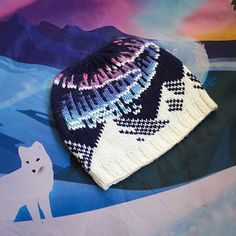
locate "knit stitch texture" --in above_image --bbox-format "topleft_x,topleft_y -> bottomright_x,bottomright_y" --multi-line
51,36 -> 217,190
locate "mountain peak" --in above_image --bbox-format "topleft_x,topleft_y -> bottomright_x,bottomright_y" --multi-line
37,21 -> 61,37
0,16 -> 126,68
7,13 -> 28,25
62,24 -> 84,33
89,25 -> 125,35
38,20 -> 60,28
98,25 -> 119,31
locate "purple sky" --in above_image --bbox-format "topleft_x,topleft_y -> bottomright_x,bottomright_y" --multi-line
0,0 -> 146,35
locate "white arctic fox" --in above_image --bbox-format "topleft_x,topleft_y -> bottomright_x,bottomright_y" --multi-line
0,141 -> 54,222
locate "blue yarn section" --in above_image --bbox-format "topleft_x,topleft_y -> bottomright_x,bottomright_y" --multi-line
62,45 -> 159,129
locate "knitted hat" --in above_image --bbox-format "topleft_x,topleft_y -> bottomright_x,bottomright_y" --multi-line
51,36 -> 217,190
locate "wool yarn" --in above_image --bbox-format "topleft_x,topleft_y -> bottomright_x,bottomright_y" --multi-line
51,36 -> 217,190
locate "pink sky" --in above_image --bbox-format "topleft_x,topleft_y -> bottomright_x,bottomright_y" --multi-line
0,0 -> 145,35
177,0 -> 236,38
0,0 -> 36,18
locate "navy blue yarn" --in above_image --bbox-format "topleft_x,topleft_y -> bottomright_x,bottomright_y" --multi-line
51,38 -> 184,155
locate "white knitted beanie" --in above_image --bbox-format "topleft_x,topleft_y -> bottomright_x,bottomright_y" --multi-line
51,36 -> 217,190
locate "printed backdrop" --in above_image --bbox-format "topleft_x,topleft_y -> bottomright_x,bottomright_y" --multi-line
0,0 -> 236,235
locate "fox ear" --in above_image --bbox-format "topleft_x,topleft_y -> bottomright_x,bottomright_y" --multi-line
18,146 -> 27,159
33,141 -> 43,149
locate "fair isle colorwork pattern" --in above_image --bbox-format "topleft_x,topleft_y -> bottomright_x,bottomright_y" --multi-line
51,36 -> 218,190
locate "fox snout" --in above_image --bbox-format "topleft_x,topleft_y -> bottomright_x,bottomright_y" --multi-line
32,166 -> 44,173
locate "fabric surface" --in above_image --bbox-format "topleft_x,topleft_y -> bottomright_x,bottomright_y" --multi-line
51,36 -> 217,189
0,1 -> 236,235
